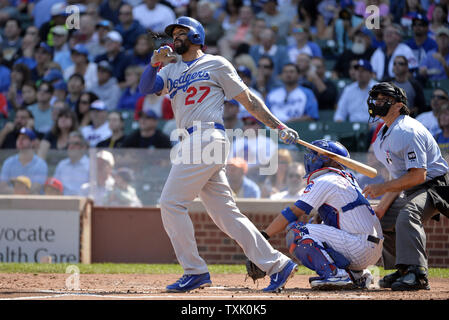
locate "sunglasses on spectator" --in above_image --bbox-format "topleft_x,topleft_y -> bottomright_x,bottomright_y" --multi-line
68,141 -> 82,146
431,95 -> 448,100
79,100 -> 90,104
259,64 -> 272,69
119,11 -> 132,15
393,61 -> 407,66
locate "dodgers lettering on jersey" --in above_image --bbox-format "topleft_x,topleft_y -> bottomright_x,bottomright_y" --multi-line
157,54 -> 248,130
295,169 -> 382,237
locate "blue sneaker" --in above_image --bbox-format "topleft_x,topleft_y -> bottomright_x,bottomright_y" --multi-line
166,273 -> 212,292
309,269 -> 355,290
262,260 -> 298,292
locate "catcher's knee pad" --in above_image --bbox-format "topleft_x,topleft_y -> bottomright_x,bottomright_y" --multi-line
291,237 -> 343,279
285,221 -> 309,254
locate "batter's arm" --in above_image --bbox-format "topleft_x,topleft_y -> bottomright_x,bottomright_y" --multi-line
139,65 -> 165,95
233,89 -> 285,130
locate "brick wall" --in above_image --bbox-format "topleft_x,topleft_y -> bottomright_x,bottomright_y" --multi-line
188,200 -> 449,268
424,215 -> 449,267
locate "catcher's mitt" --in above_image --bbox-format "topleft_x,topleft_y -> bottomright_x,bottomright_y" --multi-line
245,259 -> 266,283
245,230 -> 270,283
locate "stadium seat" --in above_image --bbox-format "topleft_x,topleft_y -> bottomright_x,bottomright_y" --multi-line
318,110 -> 335,122
120,110 -> 137,135
423,88 -> 434,106
428,79 -> 449,89
286,121 -> 326,142
322,121 -> 371,152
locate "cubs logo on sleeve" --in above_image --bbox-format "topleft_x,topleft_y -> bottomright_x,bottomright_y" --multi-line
303,182 -> 314,194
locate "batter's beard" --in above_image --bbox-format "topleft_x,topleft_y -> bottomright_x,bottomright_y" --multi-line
174,40 -> 189,55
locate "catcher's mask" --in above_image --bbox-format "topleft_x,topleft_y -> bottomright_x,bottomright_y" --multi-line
367,82 -> 408,120
304,139 -> 350,178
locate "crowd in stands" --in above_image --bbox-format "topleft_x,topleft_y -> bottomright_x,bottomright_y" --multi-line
0,0 -> 449,204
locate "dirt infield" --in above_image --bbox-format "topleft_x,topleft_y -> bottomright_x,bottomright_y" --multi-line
0,273 -> 448,300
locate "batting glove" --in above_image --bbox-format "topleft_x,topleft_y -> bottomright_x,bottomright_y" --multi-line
278,124 -> 299,145
151,45 -> 176,67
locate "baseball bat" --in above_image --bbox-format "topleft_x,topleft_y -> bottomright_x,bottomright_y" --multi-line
296,139 -> 378,178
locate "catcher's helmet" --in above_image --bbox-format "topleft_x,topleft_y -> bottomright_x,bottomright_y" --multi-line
367,82 -> 408,118
304,139 -> 350,177
165,16 -> 205,46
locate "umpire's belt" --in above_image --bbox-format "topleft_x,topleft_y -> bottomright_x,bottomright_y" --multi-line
367,235 -> 381,244
186,122 -> 225,134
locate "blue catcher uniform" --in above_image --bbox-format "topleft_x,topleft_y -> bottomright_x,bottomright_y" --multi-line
282,140 -> 383,289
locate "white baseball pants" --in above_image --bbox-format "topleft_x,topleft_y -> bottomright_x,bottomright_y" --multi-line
159,127 -> 290,275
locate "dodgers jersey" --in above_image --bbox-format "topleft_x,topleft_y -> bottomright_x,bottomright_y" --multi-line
295,168 -> 383,237
372,115 -> 449,180
157,54 -> 248,130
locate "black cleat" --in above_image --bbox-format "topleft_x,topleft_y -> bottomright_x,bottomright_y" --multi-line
391,266 -> 430,291
379,270 -> 403,288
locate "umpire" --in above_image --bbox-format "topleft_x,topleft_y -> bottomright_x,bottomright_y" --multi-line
363,82 -> 449,291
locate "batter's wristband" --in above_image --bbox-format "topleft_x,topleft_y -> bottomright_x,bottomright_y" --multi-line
260,230 -> 270,240
281,207 -> 297,223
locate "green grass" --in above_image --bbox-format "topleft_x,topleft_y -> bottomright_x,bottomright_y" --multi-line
0,263 -> 448,278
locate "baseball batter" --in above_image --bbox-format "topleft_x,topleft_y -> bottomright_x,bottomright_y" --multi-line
260,140 -> 383,290
138,17 -> 299,293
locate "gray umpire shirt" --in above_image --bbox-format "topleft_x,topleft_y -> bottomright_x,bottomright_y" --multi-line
373,115 -> 449,180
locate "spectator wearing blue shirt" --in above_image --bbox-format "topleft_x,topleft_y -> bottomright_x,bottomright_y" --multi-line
1,18 -> 22,66
287,23 -> 322,64
115,3 -> 147,51
31,42 -> 54,82
434,103 -> 449,154
265,63 -> 319,123
94,31 -> 131,84
52,26 -> 73,71
99,0 -> 124,25
334,59 -> 377,123
27,81 -> 54,137
0,50 -> 11,93
419,26 -> 449,81
405,14 -> 438,66
226,157 -> 261,199
117,65 -> 144,110
252,55 -> 283,100
249,27 -> 288,76
129,34 -> 154,67
0,127 -> 48,194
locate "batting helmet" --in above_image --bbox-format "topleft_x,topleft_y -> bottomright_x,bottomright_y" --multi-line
304,139 -> 350,177
367,82 -> 408,118
165,16 -> 205,46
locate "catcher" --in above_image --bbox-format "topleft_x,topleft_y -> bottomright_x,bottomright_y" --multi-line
247,140 -> 383,290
